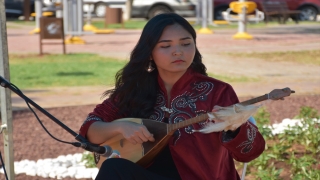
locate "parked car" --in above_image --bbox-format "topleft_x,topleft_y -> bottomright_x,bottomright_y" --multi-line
5,0 -> 56,19
83,0 -> 196,19
5,0 -> 35,18
295,0 -> 320,21
191,0 -> 320,21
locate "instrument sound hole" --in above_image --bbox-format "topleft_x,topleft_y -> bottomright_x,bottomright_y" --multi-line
120,139 -> 124,147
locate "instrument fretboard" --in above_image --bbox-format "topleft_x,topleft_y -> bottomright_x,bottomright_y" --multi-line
169,113 -> 209,132
239,94 -> 268,106
167,94 -> 269,132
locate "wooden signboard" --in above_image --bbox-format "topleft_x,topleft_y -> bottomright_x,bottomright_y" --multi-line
105,6 -> 124,28
39,17 -> 66,55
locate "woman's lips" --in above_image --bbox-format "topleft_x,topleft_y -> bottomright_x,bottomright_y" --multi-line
173,60 -> 184,63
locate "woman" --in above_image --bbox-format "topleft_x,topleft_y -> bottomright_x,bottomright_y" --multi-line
79,13 -> 265,180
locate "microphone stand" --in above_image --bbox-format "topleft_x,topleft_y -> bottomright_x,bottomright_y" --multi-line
0,76 -> 109,155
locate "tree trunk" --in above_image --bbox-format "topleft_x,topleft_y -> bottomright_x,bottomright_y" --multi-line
24,0 -> 31,21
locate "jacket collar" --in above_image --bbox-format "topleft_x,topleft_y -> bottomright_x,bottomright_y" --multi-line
157,68 -> 195,97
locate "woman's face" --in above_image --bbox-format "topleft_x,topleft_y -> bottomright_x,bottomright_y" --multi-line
151,23 -> 196,75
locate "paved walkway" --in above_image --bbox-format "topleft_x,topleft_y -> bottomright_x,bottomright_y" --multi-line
5,22 -> 320,110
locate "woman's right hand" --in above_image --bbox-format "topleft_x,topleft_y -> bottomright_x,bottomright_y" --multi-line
118,121 -> 155,145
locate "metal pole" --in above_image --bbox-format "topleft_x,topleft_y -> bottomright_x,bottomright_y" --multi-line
77,0 -> 84,35
0,0 -> 15,179
86,3 -> 93,25
195,0 -> 201,25
124,0 -> 133,21
238,0 -> 246,34
64,0 -> 85,44
241,163 -> 248,180
201,0 -> 207,29
232,0 -> 253,39
208,0 -> 213,23
56,0 -> 63,18
35,0 -> 42,29
198,0 -> 213,33
72,0 -> 78,36
208,0 -> 218,26
63,0 -> 69,35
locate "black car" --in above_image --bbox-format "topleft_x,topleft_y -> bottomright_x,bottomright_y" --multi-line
5,0 -> 35,18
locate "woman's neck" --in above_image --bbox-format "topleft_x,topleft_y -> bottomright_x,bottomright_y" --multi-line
159,70 -> 186,94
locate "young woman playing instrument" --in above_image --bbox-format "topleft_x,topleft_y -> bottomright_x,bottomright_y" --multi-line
79,13 -> 266,180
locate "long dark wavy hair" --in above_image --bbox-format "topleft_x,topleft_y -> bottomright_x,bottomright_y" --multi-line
103,13 -> 207,118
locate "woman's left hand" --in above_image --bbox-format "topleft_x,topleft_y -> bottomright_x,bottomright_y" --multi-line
211,106 -> 242,132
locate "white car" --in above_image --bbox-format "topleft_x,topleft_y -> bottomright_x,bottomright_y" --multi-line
83,0 -> 196,19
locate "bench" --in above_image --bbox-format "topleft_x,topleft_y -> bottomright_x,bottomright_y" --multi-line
261,0 -> 301,24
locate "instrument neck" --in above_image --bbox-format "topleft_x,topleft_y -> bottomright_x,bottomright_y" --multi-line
239,94 -> 268,106
168,113 -> 209,132
167,94 -> 268,132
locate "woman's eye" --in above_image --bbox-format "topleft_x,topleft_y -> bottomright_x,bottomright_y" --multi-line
182,43 -> 190,46
161,46 -> 170,48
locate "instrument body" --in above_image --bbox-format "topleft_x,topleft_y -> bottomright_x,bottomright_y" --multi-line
97,118 -> 173,168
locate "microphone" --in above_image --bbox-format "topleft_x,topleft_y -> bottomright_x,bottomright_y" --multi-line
73,142 -> 113,157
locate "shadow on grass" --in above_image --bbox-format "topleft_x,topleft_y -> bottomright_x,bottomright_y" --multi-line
56,72 -> 94,76
249,24 -> 320,35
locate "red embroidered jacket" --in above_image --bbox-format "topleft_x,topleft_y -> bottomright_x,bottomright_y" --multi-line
79,69 -> 266,180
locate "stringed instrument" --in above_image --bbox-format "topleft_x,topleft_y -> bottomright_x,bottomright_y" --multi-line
95,87 -> 295,168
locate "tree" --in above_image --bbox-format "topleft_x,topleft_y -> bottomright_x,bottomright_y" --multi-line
24,0 -> 31,21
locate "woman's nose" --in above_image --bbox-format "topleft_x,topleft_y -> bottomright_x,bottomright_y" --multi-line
173,48 -> 182,56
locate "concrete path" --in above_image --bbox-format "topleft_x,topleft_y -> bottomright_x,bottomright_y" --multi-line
5,22 -> 320,109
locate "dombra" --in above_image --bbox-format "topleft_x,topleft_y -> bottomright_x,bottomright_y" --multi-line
95,87 -> 295,169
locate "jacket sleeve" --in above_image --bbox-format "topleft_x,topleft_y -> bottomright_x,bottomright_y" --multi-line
213,83 -> 265,162
219,121 -> 265,162
79,99 -> 125,138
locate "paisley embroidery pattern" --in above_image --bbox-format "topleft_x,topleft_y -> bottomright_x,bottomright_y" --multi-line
149,81 -> 214,144
236,122 -> 257,153
149,92 -> 166,122
160,106 -> 174,113
81,115 -> 103,127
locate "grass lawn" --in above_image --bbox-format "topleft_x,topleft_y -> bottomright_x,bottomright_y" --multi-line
224,50 -> 320,66
9,53 -> 256,89
6,19 -> 36,29
208,73 -> 258,83
9,53 -> 127,89
91,19 -> 147,29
